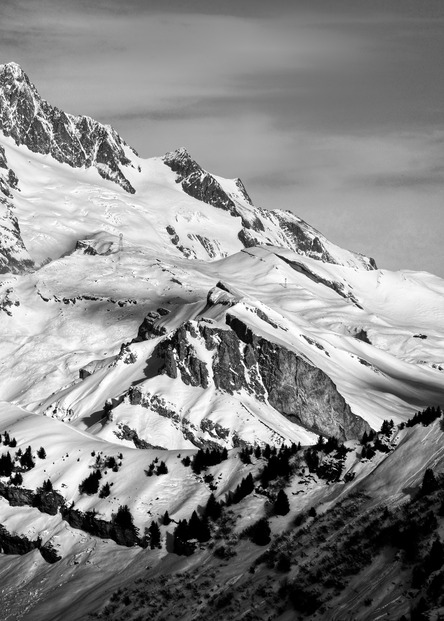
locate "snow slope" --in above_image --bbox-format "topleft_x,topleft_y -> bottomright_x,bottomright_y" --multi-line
0,62 -> 443,621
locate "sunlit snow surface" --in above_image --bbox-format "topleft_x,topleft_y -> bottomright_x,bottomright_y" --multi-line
1,136 -> 444,432
0,126 -> 444,620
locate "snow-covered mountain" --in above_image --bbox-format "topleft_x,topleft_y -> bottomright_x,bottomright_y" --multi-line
0,62 -> 443,620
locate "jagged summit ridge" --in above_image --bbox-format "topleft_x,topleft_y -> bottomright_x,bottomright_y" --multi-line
0,62 -> 377,271
163,146 -> 377,270
0,62 -> 136,194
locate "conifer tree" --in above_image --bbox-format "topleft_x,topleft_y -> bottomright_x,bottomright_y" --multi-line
148,521 -> 161,549
274,489 -> 290,516
10,472 -> 22,486
79,469 -> 102,495
20,446 -> 35,470
250,518 -> 271,546
0,452 -> 13,477
42,479 -> 53,492
156,460 -> 168,475
114,504 -> 136,531
99,482 -> 111,498
205,493 -> 222,521
421,468 -> 438,496
163,510 -> 171,525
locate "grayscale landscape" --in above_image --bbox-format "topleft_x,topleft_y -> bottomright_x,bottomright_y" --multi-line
0,2 -> 443,620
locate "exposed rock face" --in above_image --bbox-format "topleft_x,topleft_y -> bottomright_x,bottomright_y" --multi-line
0,524 -> 41,556
0,481 -> 139,549
61,506 -> 140,548
0,62 -> 136,194
0,482 -> 64,516
275,253 -> 364,308
163,147 -> 377,270
0,143 -> 19,198
163,148 -> 237,216
114,423 -> 166,450
135,309 -> 169,340
0,141 -> 34,273
153,316 -> 370,440
273,211 -> 377,270
156,324 -> 209,389
187,233 -> 226,259
163,148 -> 259,230
0,523 -> 60,563
127,388 -> 222,449
0,197 -> 34,274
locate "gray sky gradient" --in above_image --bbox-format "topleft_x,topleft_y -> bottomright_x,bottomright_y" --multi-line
1,0 -> 443,274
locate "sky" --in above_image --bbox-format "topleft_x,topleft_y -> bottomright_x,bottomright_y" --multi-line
1,0 -> 443,275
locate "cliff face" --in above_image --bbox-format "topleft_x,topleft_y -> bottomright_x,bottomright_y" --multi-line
0,142 -> 33,274
0,63 -> 136,194
151,315 -> 370,441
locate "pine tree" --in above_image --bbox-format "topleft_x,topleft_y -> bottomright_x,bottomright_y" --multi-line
20,446 -> 35,470
148,521 -> 161,549
114,505 -> 136,531
421,468 -> 438,496
239,447 -> 251,464
426,537 -> 444,573
10,472 -> 23,486
249,518 -> 271,546
163,510 -> 171,525
42,479 -> 53,492
99,482 -> 111,498
380,419 -> 392,437
205,493 -> 222,521
79,469 -> 102,495
156,460 -> 168,475
37,447 -> 46,459
274,489 -> 290,516
173,519 -> 193,555
0,452 -> 13,477
191,449 -> 205,474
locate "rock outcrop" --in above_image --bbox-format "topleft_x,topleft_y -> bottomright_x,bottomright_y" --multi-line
163,148 -> 264,232
0,481 -> 64,515
0,523 -> 60,563
152,316 -> 370,441
0,141 -> 34,274
156,323 -> 210,389
0,62 -> 136,194
0,197 -> 34,274
61,506 -> 140,548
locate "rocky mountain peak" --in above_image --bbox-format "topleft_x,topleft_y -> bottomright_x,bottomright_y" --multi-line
163,146 -> 377,270
163,146 -> 201,179
0,61 -> 28,84
0,62 -> 136,194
